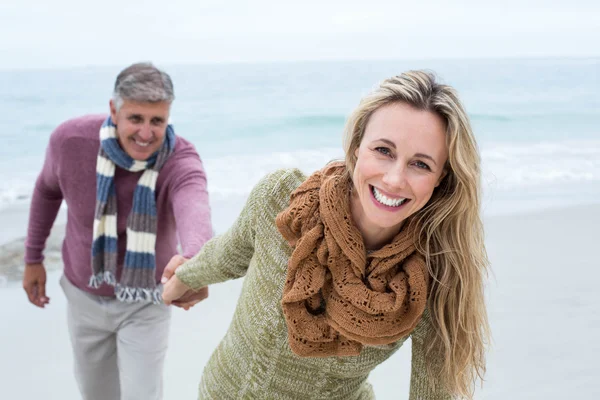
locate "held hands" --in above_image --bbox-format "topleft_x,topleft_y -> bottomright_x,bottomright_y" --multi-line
161,255 -> 208,311
23,257 -> 207,310
23,263 -> 50,308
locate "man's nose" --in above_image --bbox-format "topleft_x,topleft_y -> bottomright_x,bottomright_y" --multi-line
137,124 -> 153,141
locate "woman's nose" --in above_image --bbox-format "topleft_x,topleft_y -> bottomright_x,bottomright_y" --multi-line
382,164 -> 407,190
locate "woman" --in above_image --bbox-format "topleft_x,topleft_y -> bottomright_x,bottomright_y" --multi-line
163,70 -> 490,399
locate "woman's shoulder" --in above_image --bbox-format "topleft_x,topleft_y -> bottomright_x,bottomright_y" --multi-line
252,168 -> 307,201
242,168 -> 307,226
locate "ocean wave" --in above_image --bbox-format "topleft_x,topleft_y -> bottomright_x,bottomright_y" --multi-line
471,114 -> 513,122
204,147 -> 345,195
0,179 -> 35,210
243,114 -> 347,137
0,95 -> 46,105
2,140 -> 600,209
470,113 -> 598,123
481,140 -> 600,188
283,114 -> 347,127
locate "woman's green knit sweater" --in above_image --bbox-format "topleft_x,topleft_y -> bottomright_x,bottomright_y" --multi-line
176,169 -> 452,400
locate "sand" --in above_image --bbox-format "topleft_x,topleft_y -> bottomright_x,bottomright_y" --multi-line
1,203 -> 599,399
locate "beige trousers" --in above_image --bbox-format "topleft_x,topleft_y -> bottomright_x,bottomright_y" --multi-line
60,275 -> 171,400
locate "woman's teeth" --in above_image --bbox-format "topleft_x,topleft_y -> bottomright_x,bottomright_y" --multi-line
372,186 -> 407,207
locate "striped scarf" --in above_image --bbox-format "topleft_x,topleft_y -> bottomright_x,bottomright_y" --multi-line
89,116 -> 176,303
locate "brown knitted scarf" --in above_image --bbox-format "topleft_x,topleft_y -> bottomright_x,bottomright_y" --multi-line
276,163 -> 429,357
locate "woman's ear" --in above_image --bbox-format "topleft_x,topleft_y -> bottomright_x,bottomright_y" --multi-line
435,169 -> 448,187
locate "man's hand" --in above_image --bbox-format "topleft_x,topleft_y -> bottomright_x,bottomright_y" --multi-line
161,255 -> 208,310
23,263 -> 50,308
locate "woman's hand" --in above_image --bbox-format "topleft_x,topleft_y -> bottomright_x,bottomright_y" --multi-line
161,255 -> 209,310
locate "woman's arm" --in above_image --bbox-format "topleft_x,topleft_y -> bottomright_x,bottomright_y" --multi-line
409,309 -> 453,400
174,170 -> 285,290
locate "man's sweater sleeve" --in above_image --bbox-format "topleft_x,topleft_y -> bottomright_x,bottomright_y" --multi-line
169,151 -> 213,259
24,127 -> 64,264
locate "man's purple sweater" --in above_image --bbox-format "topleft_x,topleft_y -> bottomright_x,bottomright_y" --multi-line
25,115 -> 213,297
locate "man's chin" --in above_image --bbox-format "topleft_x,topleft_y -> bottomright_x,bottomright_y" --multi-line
128,151 -> 152,162
125,146 -> 158,161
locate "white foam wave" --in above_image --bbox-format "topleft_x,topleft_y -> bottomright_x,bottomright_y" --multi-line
205,140 -> 600,197
204,147 -> 345,196
481,140 -> 600,189
0,180 -> 34,210
2,140 -> 600,210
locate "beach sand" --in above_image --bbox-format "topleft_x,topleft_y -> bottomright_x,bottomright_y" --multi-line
1,203 -> 599,399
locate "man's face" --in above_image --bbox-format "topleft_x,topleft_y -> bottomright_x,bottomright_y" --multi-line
109,99 -> 171,161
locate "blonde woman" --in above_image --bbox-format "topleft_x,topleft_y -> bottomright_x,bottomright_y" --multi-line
163,70 -> 490,399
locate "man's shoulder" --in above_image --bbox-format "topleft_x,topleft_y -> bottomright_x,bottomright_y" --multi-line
51,114 -> 106,143
172,135 -> 199,157
163,135 -> 203,170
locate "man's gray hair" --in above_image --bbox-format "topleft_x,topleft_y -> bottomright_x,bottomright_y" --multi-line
112,62 -> 175,111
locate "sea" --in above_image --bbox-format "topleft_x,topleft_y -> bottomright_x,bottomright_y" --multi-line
1,57 -> 599,399
1,57 -> 599,233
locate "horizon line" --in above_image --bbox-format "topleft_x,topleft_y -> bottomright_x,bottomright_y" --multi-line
1,54 -> 598,73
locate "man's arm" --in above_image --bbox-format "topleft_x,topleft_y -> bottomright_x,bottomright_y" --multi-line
23,127 -> 64,307
161,151 -> 212,309
169,152 -> 213,259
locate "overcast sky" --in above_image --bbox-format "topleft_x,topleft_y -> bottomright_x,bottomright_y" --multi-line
0,0 -> 598,69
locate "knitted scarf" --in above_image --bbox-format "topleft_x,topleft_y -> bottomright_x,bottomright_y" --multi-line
89,116 -> 176,304
276,162 -> 429,357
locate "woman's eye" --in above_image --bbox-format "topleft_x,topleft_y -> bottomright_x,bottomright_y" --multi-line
375,147 -> 391,156
414,161 -> 431,170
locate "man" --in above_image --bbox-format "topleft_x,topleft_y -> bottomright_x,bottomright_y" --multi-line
22,62 -> 212,400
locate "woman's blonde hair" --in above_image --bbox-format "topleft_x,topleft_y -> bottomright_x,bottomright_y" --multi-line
343,70 -> 490,399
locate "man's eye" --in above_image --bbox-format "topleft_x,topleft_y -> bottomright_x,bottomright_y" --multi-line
129,116 -> 142,123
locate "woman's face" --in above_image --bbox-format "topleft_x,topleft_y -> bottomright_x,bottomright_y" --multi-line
351,102 -> 449,242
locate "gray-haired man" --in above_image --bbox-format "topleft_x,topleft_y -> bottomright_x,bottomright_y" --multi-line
23,62 -> 213,399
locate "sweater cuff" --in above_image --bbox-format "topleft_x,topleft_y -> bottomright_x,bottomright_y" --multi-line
24,247 -> 44,264
175,259 -> 205,290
